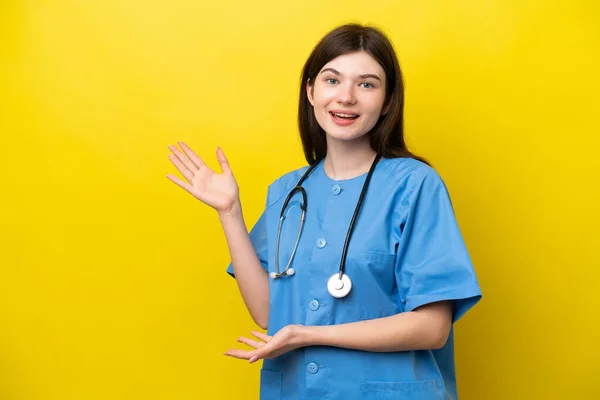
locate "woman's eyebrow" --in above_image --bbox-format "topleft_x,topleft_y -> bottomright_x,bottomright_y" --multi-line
358,74 -> 381,82
320,67 -> 341,75
319,68 -> 381,82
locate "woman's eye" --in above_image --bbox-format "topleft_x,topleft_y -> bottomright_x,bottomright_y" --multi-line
326,78 -> 338,84
360,82 -> 374,89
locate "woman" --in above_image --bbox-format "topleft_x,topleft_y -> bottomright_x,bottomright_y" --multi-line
167,23 -> 481,400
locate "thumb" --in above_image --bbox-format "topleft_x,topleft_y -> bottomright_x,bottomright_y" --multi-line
216,146 -> 233,175
248,350 -> 260,364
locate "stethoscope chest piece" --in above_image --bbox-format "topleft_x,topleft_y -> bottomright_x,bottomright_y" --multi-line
327,273 -> 352,298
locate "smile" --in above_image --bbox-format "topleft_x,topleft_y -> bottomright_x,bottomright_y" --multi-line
329,111 -> 360,127
330,111 -> 359,120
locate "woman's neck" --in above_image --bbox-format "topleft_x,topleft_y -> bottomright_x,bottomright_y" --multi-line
323,137 -> 377,181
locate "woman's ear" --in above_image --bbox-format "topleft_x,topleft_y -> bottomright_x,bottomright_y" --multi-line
306,79 -> 314,106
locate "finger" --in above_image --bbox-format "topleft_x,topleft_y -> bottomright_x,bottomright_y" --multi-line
166,174 -> 194,194
178,141 -> 207,170
216,147 -> 233,175
223,349 -> 254,360
251,331 -> 271,342
168,144 -> 200,173
237,336 -> 265,349
168,154 -> 194,182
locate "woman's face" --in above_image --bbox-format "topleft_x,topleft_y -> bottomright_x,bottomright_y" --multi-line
307,51 -> 388,144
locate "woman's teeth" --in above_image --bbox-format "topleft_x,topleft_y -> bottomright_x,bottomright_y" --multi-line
331,112 -> 359,119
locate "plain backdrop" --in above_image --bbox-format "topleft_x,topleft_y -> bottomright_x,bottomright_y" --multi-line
1,1 -> 599,399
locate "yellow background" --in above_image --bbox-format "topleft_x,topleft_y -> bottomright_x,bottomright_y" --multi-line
1,1 -> 599,399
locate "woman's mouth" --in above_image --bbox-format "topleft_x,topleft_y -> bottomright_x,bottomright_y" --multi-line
329,111 -> 360,126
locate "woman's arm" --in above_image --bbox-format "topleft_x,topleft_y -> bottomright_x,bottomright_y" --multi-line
220,206 -> 270,329
225,301 -> 453,362
301,301 -> 453,352
166,143 -> 270,329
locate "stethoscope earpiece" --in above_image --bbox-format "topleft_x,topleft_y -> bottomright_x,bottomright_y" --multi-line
270,267 -> 296,280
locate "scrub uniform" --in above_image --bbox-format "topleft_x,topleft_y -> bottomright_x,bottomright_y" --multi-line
226,157 -> 482,400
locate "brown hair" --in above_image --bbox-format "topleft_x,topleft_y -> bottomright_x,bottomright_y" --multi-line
298,23 -> 429,166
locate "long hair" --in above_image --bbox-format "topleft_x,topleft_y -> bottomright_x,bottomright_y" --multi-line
298,23 -> 429,166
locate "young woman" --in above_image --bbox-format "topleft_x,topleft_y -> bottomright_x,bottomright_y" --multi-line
167,23 -> 481,400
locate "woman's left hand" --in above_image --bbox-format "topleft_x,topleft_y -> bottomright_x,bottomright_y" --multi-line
224,324 -> 306,364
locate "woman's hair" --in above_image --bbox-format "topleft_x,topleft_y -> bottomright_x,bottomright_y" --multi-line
298,23 -> 429,166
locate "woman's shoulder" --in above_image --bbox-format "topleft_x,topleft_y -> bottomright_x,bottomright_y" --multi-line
378,157 -> 457,214
380,156 -> 443,188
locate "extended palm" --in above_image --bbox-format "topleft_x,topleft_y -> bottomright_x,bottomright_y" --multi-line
167,142 -> 239,214
224,325 -> 306,364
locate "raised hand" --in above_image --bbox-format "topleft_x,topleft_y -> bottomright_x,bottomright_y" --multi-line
167,142 -> 240,214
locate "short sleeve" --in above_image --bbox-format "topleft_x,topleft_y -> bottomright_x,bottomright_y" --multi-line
225,209 -> 269,278
395,170 -> 481,323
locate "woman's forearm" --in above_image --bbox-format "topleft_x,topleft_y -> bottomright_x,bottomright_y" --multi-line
220,205 -> 270,329
300,301 -> 453,352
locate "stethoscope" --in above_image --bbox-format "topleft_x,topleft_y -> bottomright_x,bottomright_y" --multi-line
270,154 -> 381,298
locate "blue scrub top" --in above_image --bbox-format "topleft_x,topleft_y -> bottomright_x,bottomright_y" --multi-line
226,157 -> 482,400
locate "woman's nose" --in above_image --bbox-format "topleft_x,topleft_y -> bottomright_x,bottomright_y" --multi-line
336,84 -> 356,105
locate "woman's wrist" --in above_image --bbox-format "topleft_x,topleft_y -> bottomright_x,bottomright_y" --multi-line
296,324 -> 323,347
218,201 -> 243,223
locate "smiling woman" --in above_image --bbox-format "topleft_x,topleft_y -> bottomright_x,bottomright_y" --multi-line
308,53 -> 388,140
167,23 -> 481,400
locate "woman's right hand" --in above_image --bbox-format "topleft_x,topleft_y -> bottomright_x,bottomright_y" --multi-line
166,142 -> 240,215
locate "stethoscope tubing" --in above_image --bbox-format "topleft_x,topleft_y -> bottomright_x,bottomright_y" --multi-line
273,154 -> 381,289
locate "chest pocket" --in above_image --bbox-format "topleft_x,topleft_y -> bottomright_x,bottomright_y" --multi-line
333,250 -> 400,322
260,369 -> 282,399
